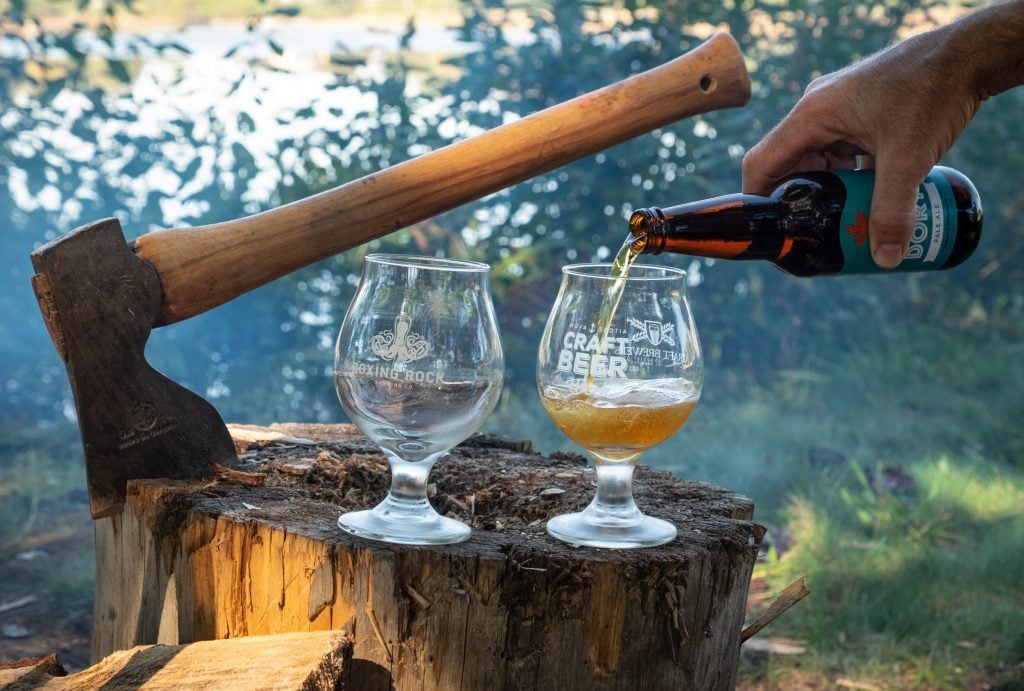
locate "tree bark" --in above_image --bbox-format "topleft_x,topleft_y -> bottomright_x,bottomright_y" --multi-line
92,424 -> 764,691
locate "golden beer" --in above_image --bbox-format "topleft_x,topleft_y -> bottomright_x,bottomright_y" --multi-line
541,378 -> 699,462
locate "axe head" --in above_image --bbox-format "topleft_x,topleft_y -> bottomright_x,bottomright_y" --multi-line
31,218 -> 237,519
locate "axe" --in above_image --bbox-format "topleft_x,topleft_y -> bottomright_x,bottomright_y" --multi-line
30,33 -> 750,519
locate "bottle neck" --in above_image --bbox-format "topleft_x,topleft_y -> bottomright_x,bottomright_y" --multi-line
630,193 -> 788,261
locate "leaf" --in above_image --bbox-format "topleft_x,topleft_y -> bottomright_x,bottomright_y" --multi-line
237,112 -> 255,133
232,142 -> 256,178
98,22 -> 114,46
180,157 -> 202,182
227,75 -> 245,96
399,18 -> 416,50
158,40 -> 191,55
330,55 -> 365,69
107,59 -> 131,84
41,78 -> 66,105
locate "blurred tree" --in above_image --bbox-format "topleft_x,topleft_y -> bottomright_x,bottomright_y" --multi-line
3,0 -> 1020,449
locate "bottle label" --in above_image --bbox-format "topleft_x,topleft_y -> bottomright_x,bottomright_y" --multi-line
834,169 -> 958,273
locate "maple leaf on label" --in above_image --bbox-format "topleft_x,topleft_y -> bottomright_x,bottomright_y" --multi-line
847,210 -> 869,247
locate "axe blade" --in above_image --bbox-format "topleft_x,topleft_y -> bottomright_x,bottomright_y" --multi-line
31,218 -> 236,519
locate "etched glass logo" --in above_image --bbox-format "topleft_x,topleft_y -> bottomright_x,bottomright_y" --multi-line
371,315 -> 430,362
628,318 -> 676,347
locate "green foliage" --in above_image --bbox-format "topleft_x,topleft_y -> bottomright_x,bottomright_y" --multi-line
0,424 -> 80,551
751,456 -> 1024,687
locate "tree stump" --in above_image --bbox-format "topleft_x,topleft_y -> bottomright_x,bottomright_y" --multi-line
92,424 -> 764,690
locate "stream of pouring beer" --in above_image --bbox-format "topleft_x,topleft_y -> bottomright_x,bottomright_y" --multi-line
586,234 -> 643,389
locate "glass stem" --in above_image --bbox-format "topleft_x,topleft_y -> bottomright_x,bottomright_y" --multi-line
584,463 -> 643,526
376,453 -> 439,520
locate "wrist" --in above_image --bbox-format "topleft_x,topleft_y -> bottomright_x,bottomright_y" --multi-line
944,0 -> 1024,100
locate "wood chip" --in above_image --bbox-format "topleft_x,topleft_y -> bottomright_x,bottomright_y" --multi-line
448,496 -> 470,512
741,576 -> 810,642
835,678 -> 882,691
315,451 -> 337,464
539,487 -> 566,497
742,637 -> 806,655
403,584 -> 432,609
212,463 -> 267,486
227,427 -> 316,446
277,460 -> 315,475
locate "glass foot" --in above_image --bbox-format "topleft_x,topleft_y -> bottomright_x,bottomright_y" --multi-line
338,507 -> 471,545
546,511 -> 677,548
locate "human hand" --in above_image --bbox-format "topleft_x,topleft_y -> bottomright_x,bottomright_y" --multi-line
742,26 -> 980,269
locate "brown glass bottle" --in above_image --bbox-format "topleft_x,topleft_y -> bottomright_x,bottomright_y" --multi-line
628,166 -> 982,275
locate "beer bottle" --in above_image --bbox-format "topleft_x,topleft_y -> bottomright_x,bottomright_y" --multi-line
627,166 -> 982,275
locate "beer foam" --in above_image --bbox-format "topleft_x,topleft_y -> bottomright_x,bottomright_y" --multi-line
543,378 -> 699,408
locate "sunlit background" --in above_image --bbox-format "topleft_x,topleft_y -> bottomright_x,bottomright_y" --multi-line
1,0 -> 1021,687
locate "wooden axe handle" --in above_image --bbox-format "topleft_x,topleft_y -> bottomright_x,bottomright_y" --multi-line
134,33 -> 750,326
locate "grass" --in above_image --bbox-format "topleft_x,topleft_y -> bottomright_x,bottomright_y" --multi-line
0,424 -> 83,551
684,320 -> 1024,688
746,455 -> 1024,688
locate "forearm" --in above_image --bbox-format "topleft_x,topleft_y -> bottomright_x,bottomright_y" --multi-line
941,0 -> 1024,100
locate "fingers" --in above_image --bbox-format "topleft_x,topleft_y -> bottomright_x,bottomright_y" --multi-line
742,99 -> 867,194
743,135 -> 811,194
742,107 -> 839,194
867,156 -> 930,269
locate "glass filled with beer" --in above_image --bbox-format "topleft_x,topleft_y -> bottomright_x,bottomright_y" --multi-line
537,263 -> 702,548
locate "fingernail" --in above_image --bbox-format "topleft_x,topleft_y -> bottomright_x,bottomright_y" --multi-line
874,243 -> 904,269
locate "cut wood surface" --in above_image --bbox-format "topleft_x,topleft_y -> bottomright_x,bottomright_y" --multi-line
93,423 -> 764,691
0,631 -> 353,690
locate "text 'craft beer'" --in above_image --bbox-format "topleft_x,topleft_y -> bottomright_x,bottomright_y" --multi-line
627,166 -> 982,275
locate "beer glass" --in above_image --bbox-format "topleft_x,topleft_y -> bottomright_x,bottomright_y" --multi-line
334,254 -> 503,544
537,263 -> 702,547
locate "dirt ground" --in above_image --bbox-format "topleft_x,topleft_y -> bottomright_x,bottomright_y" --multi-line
0,506 -> 94,673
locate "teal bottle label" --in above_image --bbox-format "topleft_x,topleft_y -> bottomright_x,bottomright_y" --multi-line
834,169 -> 958,273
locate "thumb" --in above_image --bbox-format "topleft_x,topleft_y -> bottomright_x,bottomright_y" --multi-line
868,160 -> 929,269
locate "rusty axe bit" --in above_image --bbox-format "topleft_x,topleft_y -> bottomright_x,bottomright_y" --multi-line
30,33 -> 750,519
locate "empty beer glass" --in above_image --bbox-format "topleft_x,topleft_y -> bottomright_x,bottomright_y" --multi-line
334,254 -> 503,544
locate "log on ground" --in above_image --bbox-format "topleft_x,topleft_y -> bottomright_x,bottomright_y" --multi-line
92,423 -> 764,691
0,630 -> 353,690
